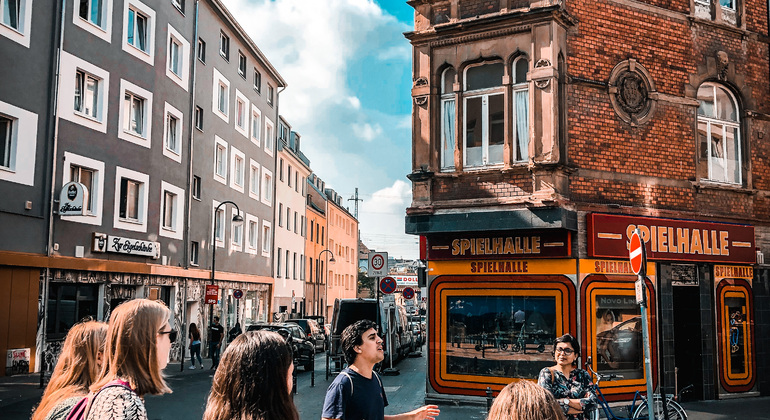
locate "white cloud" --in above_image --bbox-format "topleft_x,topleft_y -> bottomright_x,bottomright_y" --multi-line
352,123 -> 383,142
358,180 -> 418,259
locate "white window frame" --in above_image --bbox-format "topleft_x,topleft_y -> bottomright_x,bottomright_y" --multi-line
73,0 -> 112,43
159,180 -> 184,240
261,220 -> 272,257
212,68 -> 230,123
234,89 -> 249,138
0,0 -> 32,47
166,24 -> 190,90
219,31 -> 229,60
698,83 -> 742,185
229,146 -> 245,192
113,166 -> 149,233
213,135 -> 227,184
118,79 -> 153,147
264,117 -> 274,156
250,104 -> 261,146
267,84 -> 274,106
253,68 -> 261,93
512,56 -> 530,163
245,213 -> 259,254
249,159 -> 260,200
194,105 -> 203,131
59,52 -> 110,133
0,100 -> 36,185
61,152 -> 103,224
440,67 -> 456,171
162,102 -> 183,163
238,51 -> 246,77
261,168 -> 273,206
212,199 -> 225,247
122,0 -> 155,65
230,208 -> 243,252
462,62 -> 505,169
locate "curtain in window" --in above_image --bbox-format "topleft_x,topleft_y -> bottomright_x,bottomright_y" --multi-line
85,76 -> 98,118
0,118 -> 8,168
441,100 -> 455,169
167,116 -> 177,150
136,14 -> 146,51
91,0 -> 102,25
515,90 -> 529,162
74,72 -> 83,112
2,0 -> 19,29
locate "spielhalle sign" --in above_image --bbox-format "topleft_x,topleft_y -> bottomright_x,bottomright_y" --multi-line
587,214 -> 755,264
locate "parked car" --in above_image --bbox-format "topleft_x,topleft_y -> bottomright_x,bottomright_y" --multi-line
596,316 -> 642,371
247,322 -> 315,371
286,318 -> 326,352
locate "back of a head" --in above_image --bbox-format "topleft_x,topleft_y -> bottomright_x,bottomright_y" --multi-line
92,299 -> 171,396
487,380 -> 565,420
32,321 -> 107,420
203,330 -> 298,420
340,319 -> 378,364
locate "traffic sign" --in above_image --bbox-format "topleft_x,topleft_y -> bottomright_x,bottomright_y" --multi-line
629,230 -> 645,275
380,276 -> 397,295
402,287 -> 415,300
233,289 -> 243,299
368,252 -> 388,277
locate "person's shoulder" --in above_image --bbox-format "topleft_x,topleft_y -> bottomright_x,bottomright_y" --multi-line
45,396 -> 83,420
538,367 -> 553,376
89,385 -> 145,419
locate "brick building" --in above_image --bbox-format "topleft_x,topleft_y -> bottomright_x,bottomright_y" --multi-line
405,0 -> 770,402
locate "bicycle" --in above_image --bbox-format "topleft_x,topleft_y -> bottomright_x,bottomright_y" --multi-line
584,357 -> 689,420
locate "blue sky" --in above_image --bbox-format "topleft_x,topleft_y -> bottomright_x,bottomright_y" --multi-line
223,0 -> 420,259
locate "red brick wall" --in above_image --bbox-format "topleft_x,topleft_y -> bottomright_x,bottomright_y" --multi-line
460,0 -> 500,19
433,171 -> 533,201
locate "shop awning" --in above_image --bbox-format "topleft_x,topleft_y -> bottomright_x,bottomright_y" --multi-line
405,207 -> 577,235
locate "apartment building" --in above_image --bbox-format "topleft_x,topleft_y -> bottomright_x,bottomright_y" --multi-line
273,119 -> 311,316
325,189 -> 358,321
406,0 -> 770,402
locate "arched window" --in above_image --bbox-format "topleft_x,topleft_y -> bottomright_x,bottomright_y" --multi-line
512,56 -> 529,162
697,83 -> 741,184
440,67 -> 456,171
463,62 -> 504,168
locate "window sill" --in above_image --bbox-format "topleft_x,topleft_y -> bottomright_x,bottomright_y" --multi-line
220,52 -> 229,61
122,129 -> 148,141
173,3 -> 185,16
254,87 -> 261,95
693,180 -> 754,195
687,15 -> 748,35
0,165 -> 16,174
165,147 -> 181,156
127,43 -> 151,57
190,262 -> 199,267
74,111 -> 102,124
0,21 -> 23,35
193,196 -> 201,201
161,226 -> 177,233
78,17 -> 107,34
119,217 -> 144,225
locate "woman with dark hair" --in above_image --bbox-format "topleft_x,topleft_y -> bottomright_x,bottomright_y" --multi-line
31,321 -> 107,420
537,334 -> 597,420
487,380 -> 564,420
203,330 -> 299,420
189,323 -> 203,369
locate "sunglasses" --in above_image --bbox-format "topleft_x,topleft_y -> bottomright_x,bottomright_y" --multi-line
159,329 -> 178,343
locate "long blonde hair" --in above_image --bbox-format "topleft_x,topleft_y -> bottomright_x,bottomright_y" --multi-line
32,320 -> 107,420
487,380 -> 565,420
90,299 -> 172,396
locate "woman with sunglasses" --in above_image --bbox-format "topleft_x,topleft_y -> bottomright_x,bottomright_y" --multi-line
537,334 -> 597,420
85,299 -> 175,420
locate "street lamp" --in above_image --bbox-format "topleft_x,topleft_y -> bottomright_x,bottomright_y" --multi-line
209,201 -> 244,333
318,249 -> 335,320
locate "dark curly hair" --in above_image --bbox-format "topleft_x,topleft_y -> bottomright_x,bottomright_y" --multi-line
341,319 -> 379,364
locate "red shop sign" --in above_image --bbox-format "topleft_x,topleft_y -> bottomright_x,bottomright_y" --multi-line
587,214 -> 755,264
205,285 -> 219,305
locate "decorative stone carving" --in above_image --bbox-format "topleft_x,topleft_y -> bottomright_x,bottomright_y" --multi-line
716,51 -> 729,81
534,59 -> 552,89
608,59 -> 657,126
412,77 -> 430,107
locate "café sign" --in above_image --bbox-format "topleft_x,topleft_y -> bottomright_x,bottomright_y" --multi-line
92,233 -> 160,259
587,214 -> 755,264
427,230 -> 570,260
59,181 -> 88,217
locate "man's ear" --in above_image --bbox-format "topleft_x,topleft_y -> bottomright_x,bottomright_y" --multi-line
355,346 -> 361,353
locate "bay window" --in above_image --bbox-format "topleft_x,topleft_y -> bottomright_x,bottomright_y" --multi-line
463,62 -> 504,168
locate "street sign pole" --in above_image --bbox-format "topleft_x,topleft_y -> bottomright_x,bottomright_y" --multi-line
631,228 -> 656,420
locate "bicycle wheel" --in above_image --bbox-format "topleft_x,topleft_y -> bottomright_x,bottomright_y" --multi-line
632,396 -> 687,420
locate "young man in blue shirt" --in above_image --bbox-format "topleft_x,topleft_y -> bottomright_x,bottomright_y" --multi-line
322,319 -> 440,420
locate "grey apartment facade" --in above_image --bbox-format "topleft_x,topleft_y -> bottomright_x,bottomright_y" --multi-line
0,0 -> 284,375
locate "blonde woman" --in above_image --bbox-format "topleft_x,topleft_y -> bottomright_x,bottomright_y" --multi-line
85,299 -> 175,420
31,320 -> 107,420
487,380 -> 565,420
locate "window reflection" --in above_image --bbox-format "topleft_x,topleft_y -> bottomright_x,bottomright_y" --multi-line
594,295 -> 643,379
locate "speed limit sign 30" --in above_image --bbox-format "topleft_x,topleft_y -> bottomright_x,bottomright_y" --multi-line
368,252 -> 388,277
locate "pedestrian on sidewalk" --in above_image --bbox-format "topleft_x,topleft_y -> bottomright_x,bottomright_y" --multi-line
202,330 -> 299,420
537,334 -> 597,420
321,320 -> 440,420
228,322 -> 242,342
209,316 -> 225,369
188,323 -> 203,369
487,380 -> 564,420
85,299 -> 175,420
31,320 -> 107,420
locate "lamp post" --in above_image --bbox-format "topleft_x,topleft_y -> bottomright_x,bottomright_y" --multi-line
317,249 -> 335,320
209,201 -> 244,336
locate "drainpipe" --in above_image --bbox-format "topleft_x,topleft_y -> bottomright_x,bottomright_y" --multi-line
270,86 -> 286,318
40,0 -> 67,387
179,0 -> 201,372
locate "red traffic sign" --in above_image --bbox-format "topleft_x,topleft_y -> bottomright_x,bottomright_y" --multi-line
233,289 -> 243,299
629,231 -> 644,275
205,285 -> 219,305
380,277 -> 397,295
402,287 -> 415,300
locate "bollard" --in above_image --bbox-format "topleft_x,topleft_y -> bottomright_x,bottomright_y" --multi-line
486,387 -> 493,413
293,368 -> 298,395
311,366 -> 315,387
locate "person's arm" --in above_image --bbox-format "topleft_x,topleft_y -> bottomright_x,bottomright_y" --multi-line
384,405 -> 440,420
320,377 -> 348,420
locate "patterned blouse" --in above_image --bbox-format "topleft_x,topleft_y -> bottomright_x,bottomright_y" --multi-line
537,367 -> 597,420
85,386 -> 147,420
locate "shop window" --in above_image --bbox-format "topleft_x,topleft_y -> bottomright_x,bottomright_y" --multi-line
581,275 -> 657,400
716,278 -> 755,392
46,283 -> 99,340
430,276 -> 575,396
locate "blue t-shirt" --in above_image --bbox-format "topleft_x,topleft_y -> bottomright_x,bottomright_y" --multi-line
322,367 -> 388,420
